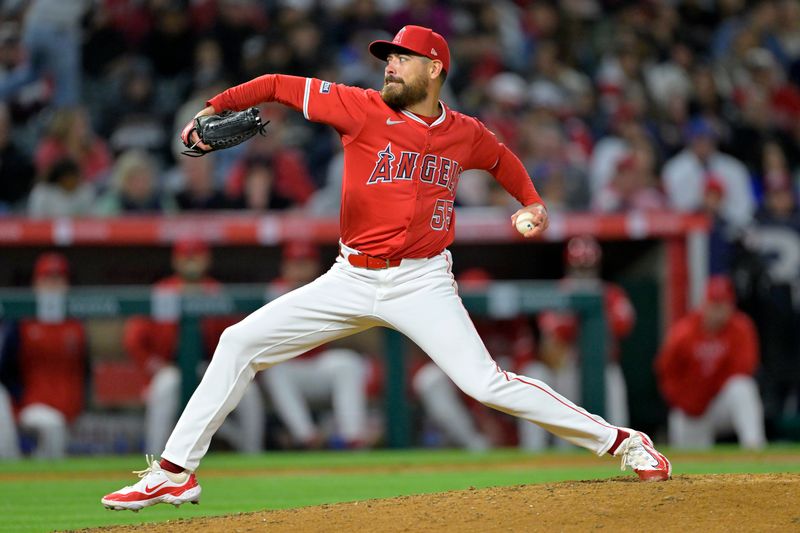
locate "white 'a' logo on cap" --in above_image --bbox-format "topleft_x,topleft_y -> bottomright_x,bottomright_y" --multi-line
394,27 -> 406,43
430,48 -> 438,56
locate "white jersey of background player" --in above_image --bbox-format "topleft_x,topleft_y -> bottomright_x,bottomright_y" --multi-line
103,25 -> 670,512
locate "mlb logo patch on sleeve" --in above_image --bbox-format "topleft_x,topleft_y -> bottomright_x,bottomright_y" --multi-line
320,81 -> 331,94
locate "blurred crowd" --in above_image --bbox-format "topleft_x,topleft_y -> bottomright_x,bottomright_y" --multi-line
0,0 -> 798,223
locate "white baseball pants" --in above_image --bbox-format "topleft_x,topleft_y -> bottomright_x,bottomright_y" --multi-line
518,360 -> 629,451
163,246 -> 619,471
146,364 -> 264,454
412,362 -> 489,451
668,375 -> 766,450
0,384 -> 20,459
19,403 -> 67,459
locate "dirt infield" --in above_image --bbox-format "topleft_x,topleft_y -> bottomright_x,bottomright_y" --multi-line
89,473 -> 799,532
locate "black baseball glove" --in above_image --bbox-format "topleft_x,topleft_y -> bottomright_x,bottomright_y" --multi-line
180,107 -> 268,157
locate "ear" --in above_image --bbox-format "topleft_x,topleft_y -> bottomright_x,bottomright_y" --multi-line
429,60 -> 444,81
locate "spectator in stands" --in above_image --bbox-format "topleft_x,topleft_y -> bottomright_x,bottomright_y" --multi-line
223,110 -> 316,209
94,150 -> 175,216
0,0 -> 89,107
655,275 -> 766,450
527,39 -> 593,120
588,104 -> 651,199
0,18 -> 52,117
34,106 -> 112,185
208,0 -> 267,83
174,155 -> 229,211
4,253 -> 87,458
227,155 -> 295,212
27,158 -> 95,218
260,241 -> 373,449
141,2 -> 194,84
412,269 -> 535,451
105,59 -> 171,162
481,72 -> 527,153
0,102 -> 34,214
519,235 -> 635,450
592,145 -> 666,213
662,117 -> 754,227
123,239 -> 263,454
520,114 -> 590,213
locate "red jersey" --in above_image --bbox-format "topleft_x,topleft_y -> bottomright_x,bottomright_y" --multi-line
473,316 -> 535,370
208,75 -> 542,259
537,282 -> 635,362
123,276 -> 238,376
654,310 -> 759,416
19,319 -> 86,421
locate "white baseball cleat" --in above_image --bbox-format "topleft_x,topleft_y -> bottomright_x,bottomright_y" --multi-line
615,430 -> 672,482
101,455 -> 201,511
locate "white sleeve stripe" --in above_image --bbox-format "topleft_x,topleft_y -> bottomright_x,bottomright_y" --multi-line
489,156 -> 499,170
303,77 -> 311,120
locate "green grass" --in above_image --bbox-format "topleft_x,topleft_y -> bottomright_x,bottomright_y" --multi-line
1,446 -> 799,533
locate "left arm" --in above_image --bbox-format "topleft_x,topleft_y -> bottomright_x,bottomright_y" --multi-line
470,120 -> 548,237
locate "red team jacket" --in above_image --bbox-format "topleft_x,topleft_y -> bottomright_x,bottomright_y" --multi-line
123,276 -> 238,378
538,283 -> 635,362
208,74 -> 542,259
655,310 -> 759,417
18,319 -> 86,422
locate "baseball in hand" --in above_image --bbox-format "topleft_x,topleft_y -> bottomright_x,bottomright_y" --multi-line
515,212 -> 537,234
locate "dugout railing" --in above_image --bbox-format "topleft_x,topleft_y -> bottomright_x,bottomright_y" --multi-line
0,282 -> 606,448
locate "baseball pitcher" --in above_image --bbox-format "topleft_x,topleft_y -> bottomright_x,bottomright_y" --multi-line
103,25 -> 671,511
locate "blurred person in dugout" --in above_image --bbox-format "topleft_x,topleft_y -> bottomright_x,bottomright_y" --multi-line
655,275 -> 766,450
123,239 -> 263,454
0,252 -> 87,458
259,241 -> 373,449
745,169 -> 800,429
411,268 -> 535,451
519,235 -> 635,450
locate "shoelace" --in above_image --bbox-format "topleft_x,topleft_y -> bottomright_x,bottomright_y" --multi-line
132,454 -> 158,479
618,435 -> 650,471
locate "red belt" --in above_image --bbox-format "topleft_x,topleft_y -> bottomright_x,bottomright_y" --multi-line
342,250 -> 401,269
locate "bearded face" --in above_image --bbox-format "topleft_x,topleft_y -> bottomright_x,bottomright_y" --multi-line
380,67 -> 429,110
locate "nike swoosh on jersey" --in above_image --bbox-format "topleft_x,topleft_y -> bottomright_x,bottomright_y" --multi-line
386,118 -> 405,125
145,480 -> 168,493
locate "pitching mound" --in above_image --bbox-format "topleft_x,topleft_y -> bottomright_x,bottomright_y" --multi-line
93,473 -> 799,532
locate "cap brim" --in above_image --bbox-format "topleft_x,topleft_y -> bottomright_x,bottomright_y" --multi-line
368,40 -> 419,62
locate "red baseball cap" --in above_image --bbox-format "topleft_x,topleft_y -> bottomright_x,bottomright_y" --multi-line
565,235 -> 602,269
34,252 -> 69,280
456,267 -> 492,288
369,25 -> 450,74
173,239 -> 210,258
283,240 -> 319,262
705,275 -> 736,304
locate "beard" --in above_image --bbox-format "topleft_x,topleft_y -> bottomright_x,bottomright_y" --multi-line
380,74 -> 429,110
